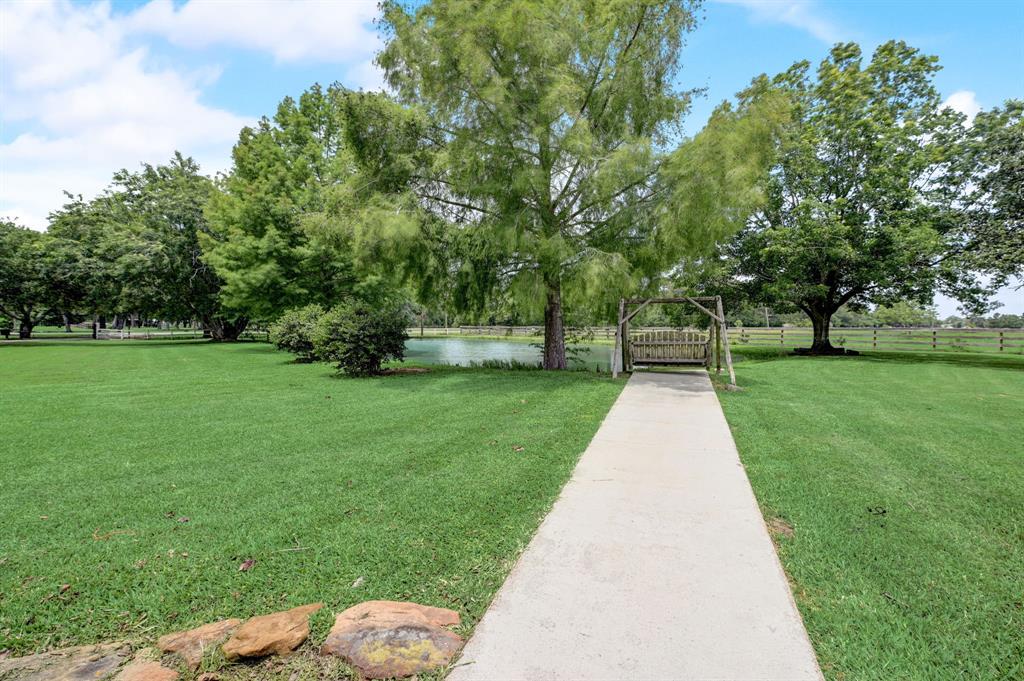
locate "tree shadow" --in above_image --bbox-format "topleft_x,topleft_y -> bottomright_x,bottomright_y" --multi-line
855,350 -> 1024,372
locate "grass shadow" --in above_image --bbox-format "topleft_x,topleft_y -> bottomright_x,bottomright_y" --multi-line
0,339 -> 213,349
855,350 -> 1024,372
731,345 -> 1024,372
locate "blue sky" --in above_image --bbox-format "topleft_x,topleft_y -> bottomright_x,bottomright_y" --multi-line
2,0 -> 1022,313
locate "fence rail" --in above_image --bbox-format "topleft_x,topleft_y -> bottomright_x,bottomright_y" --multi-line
414,325 -> 681,340
41,323 -> 1018,354
88,328 -> 271,342
95,329 -> 202,340
732,326 -> 1024,353
409,325 -> 1024,354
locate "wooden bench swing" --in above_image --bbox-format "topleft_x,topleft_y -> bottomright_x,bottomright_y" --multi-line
611,295 -> 736,387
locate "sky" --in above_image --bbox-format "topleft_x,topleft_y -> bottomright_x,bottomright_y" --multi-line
1,0 -> 1022,315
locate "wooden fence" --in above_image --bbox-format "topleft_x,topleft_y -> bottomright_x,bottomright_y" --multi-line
411,325 -> 1024,354
89,327 -> 271,342
419,325 -> 677,340
732,326 -> 1024,354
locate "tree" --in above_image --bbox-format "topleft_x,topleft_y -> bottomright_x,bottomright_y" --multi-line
47,193 -> 151,332
47,156 -> 253,340
951,100 -> 1023,282
106,154 -> 249,340
0,221 -> 57,338
202,85 -> 361,322
984,313 -> 1023,329
728,42 -> 972,353
375,0 -> 708,368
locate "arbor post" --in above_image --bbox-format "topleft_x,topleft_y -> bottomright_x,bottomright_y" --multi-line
612,299 -> 625,378
716,296 -> 736,387
622,307 -> 631,373
715,320 -> 722,375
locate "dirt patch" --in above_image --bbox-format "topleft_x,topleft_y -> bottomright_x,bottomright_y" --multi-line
767,517 -> 795,539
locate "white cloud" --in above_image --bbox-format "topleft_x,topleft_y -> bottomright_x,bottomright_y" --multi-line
942,90 -> 982,124
0,0 -> 123,90
716,0 -> 846,44
125,0 -> 381,64
0,0 -> 384,230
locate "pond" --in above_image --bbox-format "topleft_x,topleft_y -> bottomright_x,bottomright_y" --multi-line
404,337 -> 613,370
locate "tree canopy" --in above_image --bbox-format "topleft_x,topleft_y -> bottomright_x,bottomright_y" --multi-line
44,155 -> 250,339
371,0 -> 725,368
0,221 -> 60,338
6,6 -> 1018,356
951,99 -> 1023,283
726,41 -> 978,352
202,84 -> 365,322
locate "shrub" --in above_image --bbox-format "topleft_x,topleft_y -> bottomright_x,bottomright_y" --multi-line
313,301 -> 410,376
269,304 -> 325,361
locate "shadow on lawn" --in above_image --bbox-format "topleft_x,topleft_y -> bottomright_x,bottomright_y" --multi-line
731,345 -> 1024,372
365,364 -> 618,397
0,339 -> 213,349
857,350 -> 1024,372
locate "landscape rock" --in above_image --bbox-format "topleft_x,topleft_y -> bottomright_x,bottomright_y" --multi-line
157,619 -> 241,669
320,601 -> 463,679
114,661 -> 179,681
0,643 -> 131,681
221,603 -> 322,660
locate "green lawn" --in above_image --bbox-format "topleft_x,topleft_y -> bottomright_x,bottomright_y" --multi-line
717,350 -> 1024,680
0,342 -> 623,656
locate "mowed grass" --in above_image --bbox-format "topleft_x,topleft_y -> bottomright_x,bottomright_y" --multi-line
0,342 -> 624,654
717,350 -> 1024,680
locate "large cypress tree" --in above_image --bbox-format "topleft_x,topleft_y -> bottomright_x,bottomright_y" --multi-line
375,0 -> 706,368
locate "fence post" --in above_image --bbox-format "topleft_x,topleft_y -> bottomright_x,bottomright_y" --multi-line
873,327 -> 877,349
780,327 -> 785,347
932,328 -> 937,350
999,331 -> 1004,352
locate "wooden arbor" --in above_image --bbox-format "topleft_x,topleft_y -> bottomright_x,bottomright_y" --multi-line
612,295 -> 736,386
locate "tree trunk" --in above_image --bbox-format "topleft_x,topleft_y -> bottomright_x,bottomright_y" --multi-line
63,312 -> 72,333
542,276 -> 567,370
18,317 -> 33,339
810,312 -> 833,352
800,307 -> 851,355
206,317 -> 249,341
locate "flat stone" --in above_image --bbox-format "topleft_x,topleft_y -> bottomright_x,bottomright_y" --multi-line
114,661 -> 179,681
157,619 -> 241,669
320,601 -> 463,679
221,603 -> 322,660
0,643 -> 131,681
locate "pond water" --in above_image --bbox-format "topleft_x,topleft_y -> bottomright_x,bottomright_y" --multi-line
404,337 -> 613,370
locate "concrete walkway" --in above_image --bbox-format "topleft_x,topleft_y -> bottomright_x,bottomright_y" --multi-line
448,371 -> 821,681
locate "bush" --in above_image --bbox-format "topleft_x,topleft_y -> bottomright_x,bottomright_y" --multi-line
312,301 -> 410,376
269,304 -> 325,361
